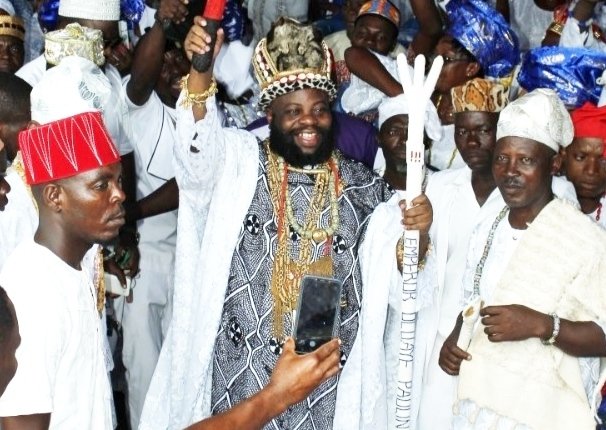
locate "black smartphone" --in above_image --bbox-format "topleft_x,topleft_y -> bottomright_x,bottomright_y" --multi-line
293,275 -> 343,354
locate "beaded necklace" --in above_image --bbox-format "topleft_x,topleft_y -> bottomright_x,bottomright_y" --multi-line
472,206 -> 509,297
265,141 -> 341,338
595,197 -> 603,222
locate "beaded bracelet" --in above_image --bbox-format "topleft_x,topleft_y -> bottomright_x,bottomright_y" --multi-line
396,236 -> 432,272
179,74 -> 218,108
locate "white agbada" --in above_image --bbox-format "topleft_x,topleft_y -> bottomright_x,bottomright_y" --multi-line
118,80 -> 178,430
0,241 -> 113,429
415,166 -> 505,429
453,197 -> 606,430
0,169 -> 37,271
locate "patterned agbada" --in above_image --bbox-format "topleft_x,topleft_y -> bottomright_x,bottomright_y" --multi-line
211,145 -> 390,429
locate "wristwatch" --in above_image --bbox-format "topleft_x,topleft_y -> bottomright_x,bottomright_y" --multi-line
541,312 -> 560,345
154,11 -> 172,32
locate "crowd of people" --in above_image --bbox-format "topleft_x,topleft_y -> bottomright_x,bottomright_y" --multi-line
1,0 -> 606,429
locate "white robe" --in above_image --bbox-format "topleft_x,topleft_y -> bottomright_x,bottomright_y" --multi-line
415,167 -> 505,429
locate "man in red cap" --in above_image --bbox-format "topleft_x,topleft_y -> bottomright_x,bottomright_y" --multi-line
564,102 -> 606,228
0,111 -> 124,429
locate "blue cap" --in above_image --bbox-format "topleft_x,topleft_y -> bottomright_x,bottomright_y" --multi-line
518,46 -> 606,108
446,0 -> 520,78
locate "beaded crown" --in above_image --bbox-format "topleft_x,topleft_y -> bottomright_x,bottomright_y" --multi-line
252,17 -> 336,111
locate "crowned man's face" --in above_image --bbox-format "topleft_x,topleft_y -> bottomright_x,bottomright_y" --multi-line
267,89 -> 335,167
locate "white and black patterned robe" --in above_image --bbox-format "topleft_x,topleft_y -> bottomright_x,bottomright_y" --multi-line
210,146 -> 391,429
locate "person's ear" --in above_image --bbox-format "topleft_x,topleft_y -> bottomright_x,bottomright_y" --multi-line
551,152 -> 563,176
465,62 -> 480,78
26,120 -> 40,130
266,108 -> 274,124
42,183 -> 63,212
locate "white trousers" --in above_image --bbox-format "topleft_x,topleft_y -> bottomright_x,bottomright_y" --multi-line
416,333 -> 458,430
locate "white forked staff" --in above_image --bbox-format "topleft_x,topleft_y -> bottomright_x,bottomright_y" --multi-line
393,53 -> 442,429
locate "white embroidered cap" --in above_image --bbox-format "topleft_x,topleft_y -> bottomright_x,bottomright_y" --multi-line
497,88 -> 574,152
378,93 -> 443,142
59,0 -> 120,21
31,55 -> 111,125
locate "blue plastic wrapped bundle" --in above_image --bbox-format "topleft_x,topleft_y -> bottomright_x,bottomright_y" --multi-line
120,0 -> 145,28
38,0 -> 59,32
446,0 -> 520,78
518,46 -> 606,108
221,0 -> 244,43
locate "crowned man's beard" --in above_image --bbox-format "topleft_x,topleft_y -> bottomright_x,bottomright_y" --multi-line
269,122 -> 336,167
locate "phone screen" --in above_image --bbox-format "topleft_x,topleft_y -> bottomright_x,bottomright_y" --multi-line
294,276 -> 343,354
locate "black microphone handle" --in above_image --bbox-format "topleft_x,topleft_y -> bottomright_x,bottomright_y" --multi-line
191,18 -> 222,73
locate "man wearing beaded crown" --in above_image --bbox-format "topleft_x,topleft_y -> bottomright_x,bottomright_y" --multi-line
0,109 -> 124,428
140,16 -> 432,430
439,88 -> 606,429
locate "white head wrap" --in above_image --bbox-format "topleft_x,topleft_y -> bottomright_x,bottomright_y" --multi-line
496,88 -> 573,152
59,0 -> 120,21
0,0 -> 15,15
378,93 -> 443,142
31,55 -> 122,148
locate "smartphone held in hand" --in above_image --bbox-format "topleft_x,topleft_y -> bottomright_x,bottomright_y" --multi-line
293,275 -> 343,354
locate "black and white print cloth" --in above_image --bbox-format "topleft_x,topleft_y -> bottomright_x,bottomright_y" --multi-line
210,145 -> 391,429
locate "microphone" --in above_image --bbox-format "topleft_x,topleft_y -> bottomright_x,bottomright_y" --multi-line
191,0 -> 226,73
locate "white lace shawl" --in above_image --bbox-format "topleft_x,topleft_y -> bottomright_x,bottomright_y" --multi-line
457,199 -> 606,430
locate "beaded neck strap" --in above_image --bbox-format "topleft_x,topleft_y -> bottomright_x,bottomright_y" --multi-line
473,205 -> 510,297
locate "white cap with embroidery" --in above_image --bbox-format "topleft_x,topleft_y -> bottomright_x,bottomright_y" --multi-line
59,0 -> 121,21
497,88 -> 574,152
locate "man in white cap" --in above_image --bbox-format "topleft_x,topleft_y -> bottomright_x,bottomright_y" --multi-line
439,88 -> 606,429
374,92 -> 442,189
332,92 -> 439,429
16,0 -> 123,86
